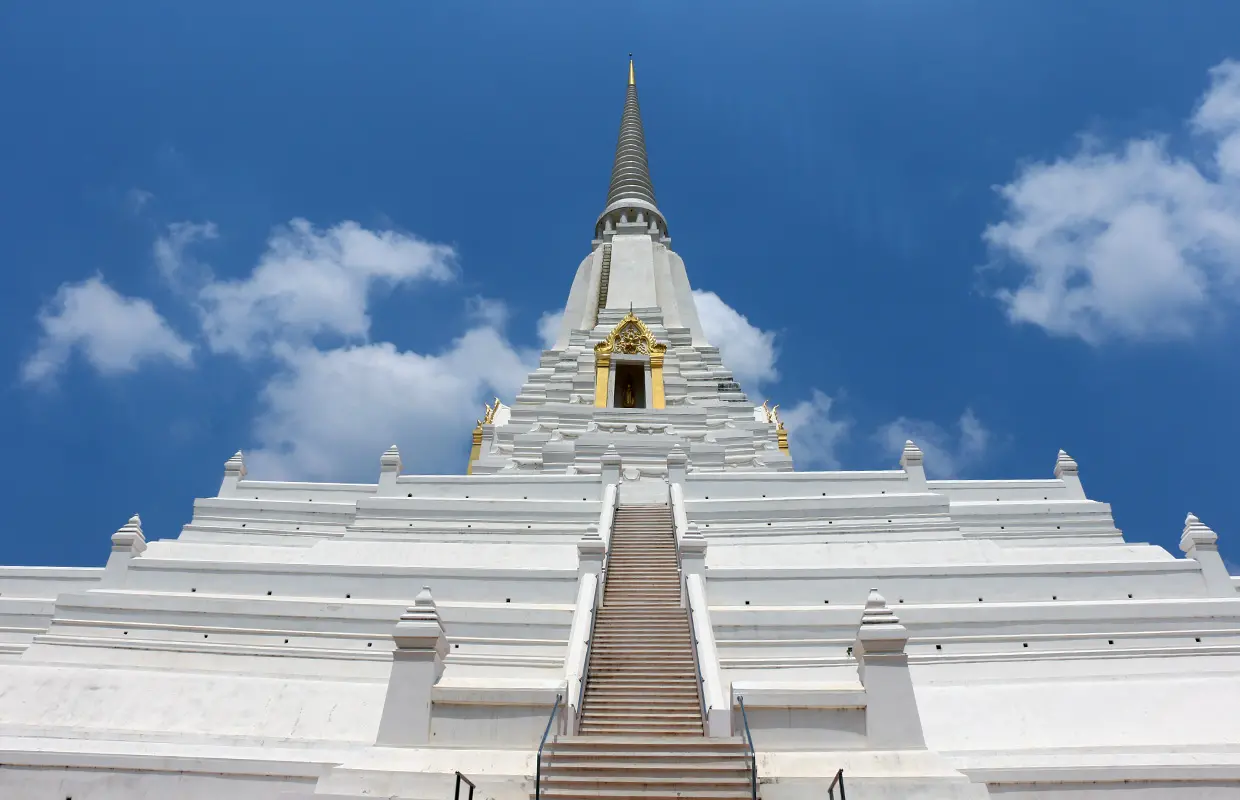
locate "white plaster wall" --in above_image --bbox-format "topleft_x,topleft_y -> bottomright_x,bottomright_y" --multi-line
915,656 -> 1240,753
0,663 -> 385,744
555,249 -> 599,347
667,249 -> 708,345
0,767 -> 315,800
604,234 -> 658,308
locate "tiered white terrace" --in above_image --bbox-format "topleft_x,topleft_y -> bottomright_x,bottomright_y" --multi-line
0,59 -> 1237,800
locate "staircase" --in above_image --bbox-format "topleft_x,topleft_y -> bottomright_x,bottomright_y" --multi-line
594,244 -> 612,325
536,504 -> 755,799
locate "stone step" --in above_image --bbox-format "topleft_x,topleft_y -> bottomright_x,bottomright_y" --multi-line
536,789 -> 751,800
540,776 -> 749,792
587,669 -> 698,677
588,651 -> 692,659
583,685 -> 699,693
582,694 -> 698,704
548,735 -> 747,749
577,725 -> 705,736
542,760 -> 748,776
584,684 -> 699,693
589,638 -> 690,645
582,706 -> 703,718
579,719 -> 705,731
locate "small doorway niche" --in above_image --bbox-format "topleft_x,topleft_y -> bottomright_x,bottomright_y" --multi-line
614,363 -> 647,408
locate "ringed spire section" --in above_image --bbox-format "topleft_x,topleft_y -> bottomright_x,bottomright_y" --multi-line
596,56 -> 668,239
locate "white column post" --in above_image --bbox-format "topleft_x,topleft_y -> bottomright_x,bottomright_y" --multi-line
218,451 -> 246,497
376,587 -> 448,747
601,444 -> 622,486
1054,449 -> 1086,500
578,524 -> 605,578
1181,513 -> 1234,597
101,515 -> 147,588
680,524 -> 706,579
377,445 -> 402,496
900,440 -> 926,492
667,443 -> 688,484
854,588 -> 926,750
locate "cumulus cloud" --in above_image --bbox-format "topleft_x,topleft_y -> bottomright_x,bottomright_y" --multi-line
537,308 -> 564,350
198,219 -> 455,357
154,221 -> 218,288
249,326 -> 535,480
693,289 -> 779,389
780,390 -> 850,470
23,276 -> 193,383
875,408 -> 989,479
986,60 -> 1240,343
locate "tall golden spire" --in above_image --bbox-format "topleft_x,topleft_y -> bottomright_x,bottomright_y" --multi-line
628,53 -> 635,86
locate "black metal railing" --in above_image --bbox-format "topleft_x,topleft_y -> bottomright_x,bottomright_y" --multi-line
828,767 -> 846,799
534,693 -> 563,800
736,695 -> 757,800
454,771 -> 476,800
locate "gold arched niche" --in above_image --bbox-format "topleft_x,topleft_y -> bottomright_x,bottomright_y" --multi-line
594,311 -> 667,409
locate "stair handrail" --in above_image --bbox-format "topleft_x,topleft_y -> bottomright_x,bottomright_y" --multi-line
686,573 -> 728,735
737,695 -> 757,800
828,767 -> 846,800
573,485 -> 618,726
685,577 -> 710,735
534,693 -> 563,800
453,771 -> 476,800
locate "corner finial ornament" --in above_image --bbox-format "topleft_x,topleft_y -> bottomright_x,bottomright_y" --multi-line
111,513 -> 147,556
1054,449 -> 1078,478
900,440 -> 924,468
1180,512 -> 1219,552
224,450 -> 246,478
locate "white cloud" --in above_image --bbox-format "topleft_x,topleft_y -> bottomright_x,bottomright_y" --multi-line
126,188 -> 154,214
780,389 -> 850,470
875,408 -> 989,479
248,326 -> 535,480
692,290 -> 779,389
154,221 -> 218,288
465,296 -> 510,329
986,59 -> 1240,343
197,219 -> 455,357
23,276 -> 193,383
537,308 -> 564,350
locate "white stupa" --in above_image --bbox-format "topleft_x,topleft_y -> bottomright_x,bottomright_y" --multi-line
0,59 -> 1237,800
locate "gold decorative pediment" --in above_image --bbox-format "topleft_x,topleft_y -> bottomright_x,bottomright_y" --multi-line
595,311 -> 667,358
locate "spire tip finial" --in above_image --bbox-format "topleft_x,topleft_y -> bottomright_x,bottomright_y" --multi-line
628,54 -> 635,86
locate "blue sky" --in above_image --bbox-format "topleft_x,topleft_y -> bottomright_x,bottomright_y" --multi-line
3,2 -> 1240,569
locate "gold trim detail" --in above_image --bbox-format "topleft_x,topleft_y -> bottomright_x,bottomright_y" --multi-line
595,311 -> 666,358
594,311 -> 667,409
482,397 -> 500,425
595,354 -> 611,408
762,400 -> 790,455
466,421 -> 484,474
650,351 -> 665,410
